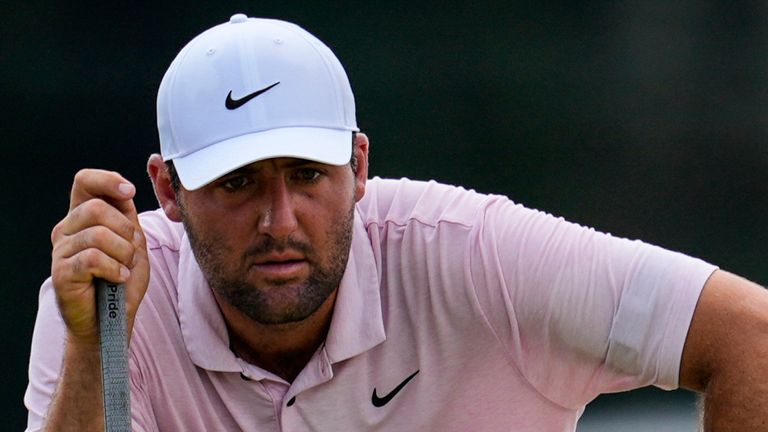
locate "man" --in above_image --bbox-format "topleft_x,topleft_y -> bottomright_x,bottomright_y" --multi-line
25,13 -> 768,431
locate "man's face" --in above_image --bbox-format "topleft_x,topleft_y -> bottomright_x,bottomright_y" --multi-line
176,157 -> 358,325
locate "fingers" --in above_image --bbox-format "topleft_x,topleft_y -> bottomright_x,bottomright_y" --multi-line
55,195 -> 135,238
52,194 -> 139,277
69,169 -> 136,214
63,225 -> 137,268
52,225 -> 136,285
51,169 -> 149,345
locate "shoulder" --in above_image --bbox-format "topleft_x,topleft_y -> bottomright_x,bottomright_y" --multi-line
356,177 -> 510,229
138,208 -> 184,252
135,209 -> 184,307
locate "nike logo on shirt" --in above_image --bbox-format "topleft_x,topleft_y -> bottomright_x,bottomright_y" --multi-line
371,370 -> 420,407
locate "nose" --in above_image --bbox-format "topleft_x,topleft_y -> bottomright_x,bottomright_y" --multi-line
258,178 -> 298,240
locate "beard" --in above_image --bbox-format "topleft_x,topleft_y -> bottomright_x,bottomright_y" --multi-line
180,203 -> 355,325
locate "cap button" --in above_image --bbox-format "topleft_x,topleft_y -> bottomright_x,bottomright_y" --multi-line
230,13 -> 248,24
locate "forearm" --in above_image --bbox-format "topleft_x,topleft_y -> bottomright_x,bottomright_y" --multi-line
43,340 -> 105,431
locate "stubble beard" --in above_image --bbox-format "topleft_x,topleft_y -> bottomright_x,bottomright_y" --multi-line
180,204 -> 355,325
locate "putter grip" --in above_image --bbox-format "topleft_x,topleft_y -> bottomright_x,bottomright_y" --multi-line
96,279 -> 131,431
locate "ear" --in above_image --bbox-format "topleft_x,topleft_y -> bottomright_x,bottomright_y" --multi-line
147,154 -> 184,222
353,132 -> 370,202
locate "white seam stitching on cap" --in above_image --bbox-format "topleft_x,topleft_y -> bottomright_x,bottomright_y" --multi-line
235,21 -> 262,132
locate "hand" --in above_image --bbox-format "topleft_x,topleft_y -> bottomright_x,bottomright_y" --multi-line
50,169 -> 149,347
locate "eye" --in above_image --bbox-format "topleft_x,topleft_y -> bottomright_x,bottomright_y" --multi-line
220,175 -> 252,192
294,168 -> 322,183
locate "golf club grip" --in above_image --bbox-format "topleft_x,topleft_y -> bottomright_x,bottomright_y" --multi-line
96,279 -> 131,431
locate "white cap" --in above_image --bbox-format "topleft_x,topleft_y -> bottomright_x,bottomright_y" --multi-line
157,14 -> 358,190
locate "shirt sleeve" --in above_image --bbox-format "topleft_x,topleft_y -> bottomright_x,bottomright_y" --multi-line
24,279 -> 64,432
469,196 -> 717,409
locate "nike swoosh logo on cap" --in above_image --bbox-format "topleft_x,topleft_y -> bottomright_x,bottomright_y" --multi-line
225,81 -> 281,110
371,370 -> 419,408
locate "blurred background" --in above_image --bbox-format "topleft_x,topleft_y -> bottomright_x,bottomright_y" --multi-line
3,1 -> 766,430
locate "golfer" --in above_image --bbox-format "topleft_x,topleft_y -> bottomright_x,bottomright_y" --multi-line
26,14 -> 768,431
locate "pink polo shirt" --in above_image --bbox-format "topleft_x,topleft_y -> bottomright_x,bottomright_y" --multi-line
26,177 -> 716,431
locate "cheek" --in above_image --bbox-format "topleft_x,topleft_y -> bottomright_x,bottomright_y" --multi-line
302,194 -> 355,243
310,192 -> 355,231
185,205 -> 253,255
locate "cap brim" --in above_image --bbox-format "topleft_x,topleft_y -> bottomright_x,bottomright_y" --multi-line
171,127 -> 353,190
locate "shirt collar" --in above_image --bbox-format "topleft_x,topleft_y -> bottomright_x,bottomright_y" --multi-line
177,209 -> 385,374
325,211 -> 386,363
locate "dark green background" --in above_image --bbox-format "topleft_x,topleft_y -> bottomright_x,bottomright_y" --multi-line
3,1 -> 766,430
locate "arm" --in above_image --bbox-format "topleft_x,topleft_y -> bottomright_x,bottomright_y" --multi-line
42,169 -> 149,431
44,340 -> 104,430
680,269 -> 768,430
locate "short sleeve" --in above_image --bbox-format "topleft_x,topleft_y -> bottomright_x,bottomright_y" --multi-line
470,197 -> 717,409
24,279 -> 65,432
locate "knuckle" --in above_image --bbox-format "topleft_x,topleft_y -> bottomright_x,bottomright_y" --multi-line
72,169 -> 92,187
51,261 -> 67,287
89,225 -> 110,246
79,248 -> 102,271
94,226 -> 132,262
72,231 -> 94,257
123,223 -> 136,241
51,240 -> 67,261
51,257 -> 80,290
70,254 -> 83,276
50,221 -> 64,245
80,198 -> 108,220
119,244 -> 136,266
77,230 -> 91,253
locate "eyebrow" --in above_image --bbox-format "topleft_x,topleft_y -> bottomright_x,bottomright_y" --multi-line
282,158 -> 322,168
227,158 -> 323,175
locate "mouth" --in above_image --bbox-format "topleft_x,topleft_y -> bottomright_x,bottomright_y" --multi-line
250,252 -> 309,280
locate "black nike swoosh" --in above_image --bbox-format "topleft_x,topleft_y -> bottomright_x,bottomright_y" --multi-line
225,81 -> 281,110
371,370 -> 419,408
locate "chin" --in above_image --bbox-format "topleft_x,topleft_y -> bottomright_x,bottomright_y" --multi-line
227,284 -> 334,326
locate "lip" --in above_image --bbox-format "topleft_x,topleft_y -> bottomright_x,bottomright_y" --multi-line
252,251 -> 305,265
249,252 -> 308,279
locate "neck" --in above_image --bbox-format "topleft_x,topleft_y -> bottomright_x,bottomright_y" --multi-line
215,290 -> 338,382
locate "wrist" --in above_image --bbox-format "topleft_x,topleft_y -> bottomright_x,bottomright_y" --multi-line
65,333 -> 102,357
